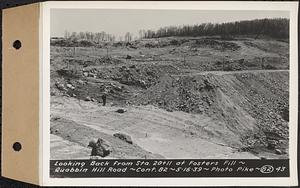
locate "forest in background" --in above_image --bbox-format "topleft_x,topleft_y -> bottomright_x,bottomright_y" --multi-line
142,18 -> 289,39
58,18 -> 289,43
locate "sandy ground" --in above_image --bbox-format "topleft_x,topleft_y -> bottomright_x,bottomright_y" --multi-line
51,96 -> 259,159
51,134 -> 90,159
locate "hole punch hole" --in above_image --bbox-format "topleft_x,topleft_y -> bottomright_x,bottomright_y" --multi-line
13,40 -> 22,50
13,142 -> 22,152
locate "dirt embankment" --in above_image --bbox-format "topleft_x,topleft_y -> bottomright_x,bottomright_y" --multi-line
132,71 -> 289,155
51,69 -> 289,158
50,37 -> 289,159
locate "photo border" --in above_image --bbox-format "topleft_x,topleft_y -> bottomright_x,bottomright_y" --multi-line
41,1 -> 298,186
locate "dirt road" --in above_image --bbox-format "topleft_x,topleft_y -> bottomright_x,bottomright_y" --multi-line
173,69 -> 288,77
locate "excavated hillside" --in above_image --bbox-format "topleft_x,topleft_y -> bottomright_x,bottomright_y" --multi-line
133,71 -> 289,152
50,36 -> 289,159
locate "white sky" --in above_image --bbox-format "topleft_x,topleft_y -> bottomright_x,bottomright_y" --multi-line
51,9 -> 289,38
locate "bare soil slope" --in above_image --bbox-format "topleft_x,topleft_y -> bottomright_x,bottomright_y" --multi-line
50,36 -> 289,159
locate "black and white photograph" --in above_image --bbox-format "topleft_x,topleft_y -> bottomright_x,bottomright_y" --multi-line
0,0 -> 298,186
50,8 -> 290,160
38,1 -> 300,186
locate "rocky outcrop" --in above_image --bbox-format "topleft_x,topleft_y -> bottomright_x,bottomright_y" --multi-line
88,138 -> 112,157
113,133 -> 133,144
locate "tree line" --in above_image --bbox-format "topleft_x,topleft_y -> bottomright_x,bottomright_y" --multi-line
61,18 -> 289,43
64,31 -> 117,42
63,31 -> 135,42
140,18 -> 289,39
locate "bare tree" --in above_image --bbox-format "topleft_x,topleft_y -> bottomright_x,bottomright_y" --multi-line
124,32 -> 133,42
64,30 -> 70,39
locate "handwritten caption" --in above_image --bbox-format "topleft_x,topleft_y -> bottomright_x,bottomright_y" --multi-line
50,159 -> 289,177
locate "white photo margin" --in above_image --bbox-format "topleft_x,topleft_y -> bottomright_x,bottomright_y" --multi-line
40,1 -> 299,186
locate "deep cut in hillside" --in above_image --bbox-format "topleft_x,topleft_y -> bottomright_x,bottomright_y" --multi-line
133,71 -> 289,153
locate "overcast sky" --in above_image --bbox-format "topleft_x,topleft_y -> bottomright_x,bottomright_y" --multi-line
51,9 -> 289,38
